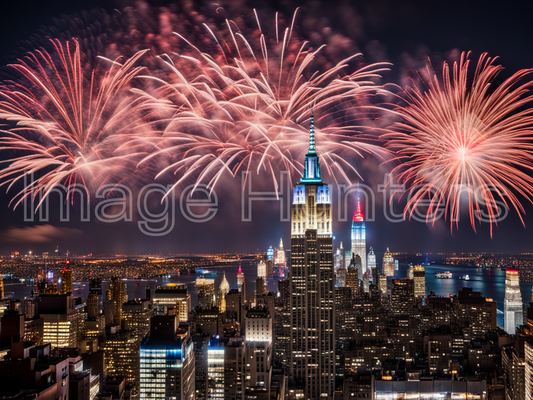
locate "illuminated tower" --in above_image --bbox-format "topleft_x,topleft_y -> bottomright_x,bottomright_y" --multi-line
237,266 -> 246,302
504,270 -> 523,334
60,263 -> 73,295
367,247 -> 376,274
267,246 -> 274,261
274,238 -> 287,277
110,277 -> 127,326
290,110 -> 335,398
257,259 -> 267,279
335,243 -> 346,288
216,289 -> 227,313
334,243 -> 343,274
197,277 -> 216,309
275,239 -> 286,265
413,265 -> 426,298
351,200 -> 366,280
382,248 -> 395,277
0,277 -> 3,300
220,272 -> 230,295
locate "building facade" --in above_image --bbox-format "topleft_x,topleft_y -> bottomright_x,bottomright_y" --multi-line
351,201 -> 367,279
140,316 -> 195,399
504,270 -> 524,335
290,112 -> 335,398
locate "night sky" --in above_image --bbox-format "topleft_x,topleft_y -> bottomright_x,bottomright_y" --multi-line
1,0 -> 533,256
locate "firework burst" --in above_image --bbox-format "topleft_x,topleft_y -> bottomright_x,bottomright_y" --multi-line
385,52 -> 533,234
0,39 -> 152,208
140,10 -> 391,193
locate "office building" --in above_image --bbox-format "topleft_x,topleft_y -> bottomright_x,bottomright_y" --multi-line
258,259 -> 267,279
109,277 -> 127,326
274,279 -> 291,371
197,277 -> 216,309
367,247 -> 376,276
382,248 -> 394,277
123,299 -> 153,340
391,279 -> 415,315
40,293 -> 85,349
153,284 -> 191,322
346,253 -> 360,291
373,377 -> 487,400
102,326 -> 142,393
207,336 -> 225,400
237,267 -> 246,301
255,277 -> 267,298
413,265 -> 426,298
140,316 -> 195,399
245,307 -> 273,390
60,264 -> 73,295
0,343 -> 70,399
505,270 -> 524,334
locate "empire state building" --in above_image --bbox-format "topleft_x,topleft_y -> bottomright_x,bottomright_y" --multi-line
290,111 -> 335,398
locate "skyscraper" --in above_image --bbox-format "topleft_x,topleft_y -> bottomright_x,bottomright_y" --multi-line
351,200 -> 366,279
40,293 -> 84,349
60,264 -> 73,295
367,247 -> 376,274
290,111 -> 335,398
207,336 -> 225,400
244,307 -> 273,391
110,277 -> 127,326
267,246 -> 274,261
334,242 -> 344,273
382,248 -> 395,277
257,259 -> 267,278
274,238 -> 287,277
274,279 -> 291,372
140,316 -> 195,399
413,265 -> 426,298
391,279 -> 415,315
504,270 -> 523,334
255,277 -> 267,298
217,273 -> 230,314
197,277 -> 216,309
237,266 -> 246,301
346,253 -> 360,291
153,284 -> 191,322
219,272 -> 230,295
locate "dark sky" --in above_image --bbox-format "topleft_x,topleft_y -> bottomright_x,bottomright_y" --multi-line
1,0 -> 533,256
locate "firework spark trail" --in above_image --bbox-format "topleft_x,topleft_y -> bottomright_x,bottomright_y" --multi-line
0,39 -> 155,208
140,10 -> 392,194
384,52 -> 533,235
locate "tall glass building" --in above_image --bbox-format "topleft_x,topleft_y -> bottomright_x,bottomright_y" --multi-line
140,316 -> 195,399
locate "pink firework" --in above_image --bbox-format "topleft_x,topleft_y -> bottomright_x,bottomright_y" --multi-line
139,10 -> 391,192
385,52 -> 533,234
0,39 -> 152,208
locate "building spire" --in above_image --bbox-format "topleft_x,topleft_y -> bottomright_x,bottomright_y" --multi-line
308,107 -> 316,154
353,197 -> 364,222
299,107 -> 322,184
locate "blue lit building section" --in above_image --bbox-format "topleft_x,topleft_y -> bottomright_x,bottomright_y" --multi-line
351,200 -> 367,280
139,318 -> 194,399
